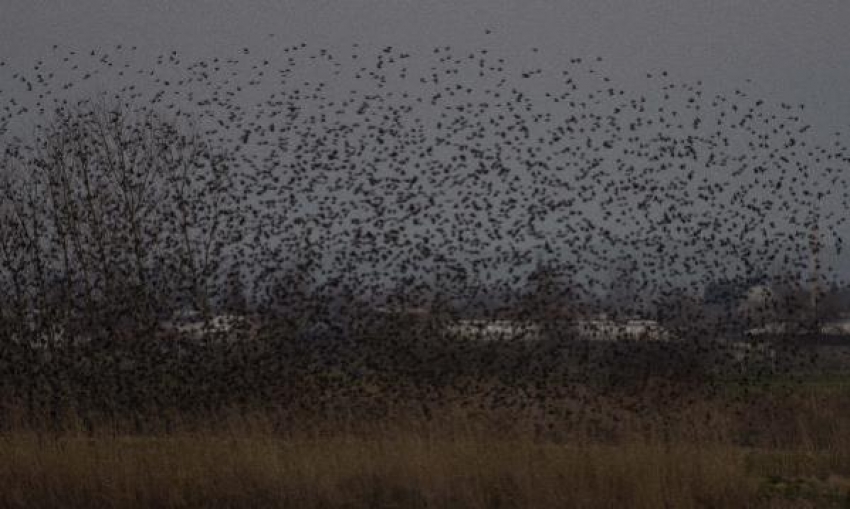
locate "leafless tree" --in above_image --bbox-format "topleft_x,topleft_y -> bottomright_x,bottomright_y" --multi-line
0,98 -> 242,342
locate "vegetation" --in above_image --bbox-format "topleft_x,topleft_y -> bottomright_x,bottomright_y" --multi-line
1,376 -> 849,508
2,50 -> 850,507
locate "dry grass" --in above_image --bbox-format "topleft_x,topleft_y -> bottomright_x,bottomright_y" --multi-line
2,397 -> 850,509
0,432 -> 774,508
2,336 -> 849,508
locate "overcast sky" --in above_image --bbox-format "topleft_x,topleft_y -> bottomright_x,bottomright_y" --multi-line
3,0 -> 850,131
3,0 -> 850,296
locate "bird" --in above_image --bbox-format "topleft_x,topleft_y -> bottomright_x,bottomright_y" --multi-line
0,37 -> 844,443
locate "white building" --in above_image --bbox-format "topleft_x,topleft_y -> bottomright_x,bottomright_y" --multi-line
567,318 -> 674,342
444,319 -> 543,341
161,310 -> 251,341
821,317 -> 850,336
745,317 -> 850,337
443,317 -> 674,342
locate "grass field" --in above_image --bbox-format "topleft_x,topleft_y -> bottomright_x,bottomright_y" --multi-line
2,330 -> 849,507
4,433 -> 848,509
2,377 -> 849,508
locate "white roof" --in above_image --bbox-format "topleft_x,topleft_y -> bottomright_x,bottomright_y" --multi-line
821,318 -> 850,335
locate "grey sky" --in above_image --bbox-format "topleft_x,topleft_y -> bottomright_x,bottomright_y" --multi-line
2,0 -> 850,299
3,0 -> 850,131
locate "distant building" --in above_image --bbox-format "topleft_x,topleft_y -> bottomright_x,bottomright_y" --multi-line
745,316 -> 850,340
444,319 -> 543,341
160,310 -> 253,341
821,316 -> 850,336
443,316 -> 674,342
566,318 -> 675,342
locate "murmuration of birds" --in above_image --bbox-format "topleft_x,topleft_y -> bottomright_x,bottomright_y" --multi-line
0,40 -> 848,436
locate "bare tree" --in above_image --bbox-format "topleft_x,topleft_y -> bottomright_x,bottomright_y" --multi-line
521,259 -> 576,322
605,255 -> 640,319
0,97 -> 242,341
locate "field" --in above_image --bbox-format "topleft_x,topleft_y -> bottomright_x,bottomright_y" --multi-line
4,35 -> 850,507
2,320 -> 850,508
3,432 -> 849,509
2,340 -> 850,509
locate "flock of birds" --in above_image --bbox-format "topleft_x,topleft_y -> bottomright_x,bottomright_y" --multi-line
0,38 -> 847,432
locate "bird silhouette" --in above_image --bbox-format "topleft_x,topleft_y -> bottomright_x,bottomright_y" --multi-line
0,39 -> 845,440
